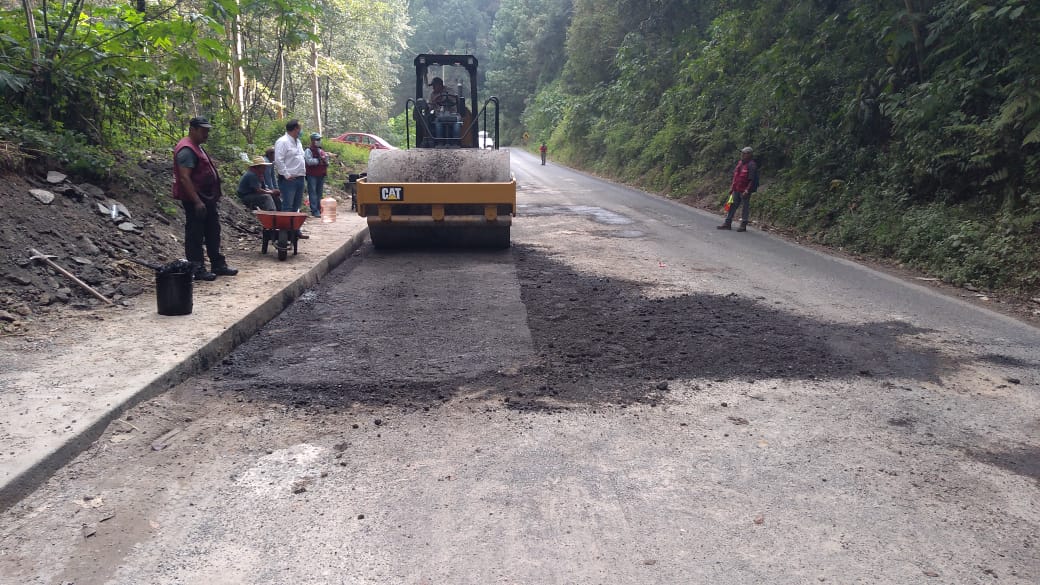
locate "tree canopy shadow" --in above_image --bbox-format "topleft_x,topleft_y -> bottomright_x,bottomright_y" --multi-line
966,446 -> 1040,483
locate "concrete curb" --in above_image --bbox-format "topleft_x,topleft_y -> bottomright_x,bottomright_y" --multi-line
0,227 -> 368,512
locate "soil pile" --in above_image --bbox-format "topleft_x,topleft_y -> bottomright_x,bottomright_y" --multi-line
0,155 -> 275,333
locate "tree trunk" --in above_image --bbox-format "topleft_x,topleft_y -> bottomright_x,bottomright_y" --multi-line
224,4 -> 247,129
311,21 -> 322,135
904,0 -> 926,81
279,53 -> 286,120
22,0 -> 40,64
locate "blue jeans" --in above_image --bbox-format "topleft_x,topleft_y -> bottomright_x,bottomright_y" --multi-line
278,176 -> 305,212
306,175 -> 326,216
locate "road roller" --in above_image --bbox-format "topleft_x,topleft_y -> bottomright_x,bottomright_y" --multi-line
356,54 -> 516,249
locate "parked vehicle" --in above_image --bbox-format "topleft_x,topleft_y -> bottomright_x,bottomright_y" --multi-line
478,130 -> 494,149
331,132 -> 398,150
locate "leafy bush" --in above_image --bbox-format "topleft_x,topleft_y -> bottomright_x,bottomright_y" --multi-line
0,124 -> 115,180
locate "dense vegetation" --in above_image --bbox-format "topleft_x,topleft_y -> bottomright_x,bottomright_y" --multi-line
1,0 -> 1037,293
0,0 -> 408,176
486,0 -> 1040,293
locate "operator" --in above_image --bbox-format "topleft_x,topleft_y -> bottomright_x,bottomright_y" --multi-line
429,77 -> 455,110
429,77 -> 461,142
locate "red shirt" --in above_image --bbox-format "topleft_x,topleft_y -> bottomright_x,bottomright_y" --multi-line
731,160 -> 755,193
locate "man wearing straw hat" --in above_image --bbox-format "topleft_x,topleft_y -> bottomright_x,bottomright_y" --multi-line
237,155 -> 281,211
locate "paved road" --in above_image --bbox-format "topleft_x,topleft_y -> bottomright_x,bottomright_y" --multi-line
1,148 -> 1038,585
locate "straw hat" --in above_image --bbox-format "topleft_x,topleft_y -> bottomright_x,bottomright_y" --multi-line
249,155 -> 272,166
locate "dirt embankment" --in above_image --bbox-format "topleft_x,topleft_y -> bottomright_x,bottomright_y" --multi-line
0,156 -> 345,334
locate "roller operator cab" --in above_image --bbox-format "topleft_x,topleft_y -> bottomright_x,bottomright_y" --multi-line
356,54 -> 516,249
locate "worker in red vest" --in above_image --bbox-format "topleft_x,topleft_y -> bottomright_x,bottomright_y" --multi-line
305,132 -> 331,218
172,117 -> 237,281
717,146 -> 760,232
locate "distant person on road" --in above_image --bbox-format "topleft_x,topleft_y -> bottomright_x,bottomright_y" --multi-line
540,141 -> 547,165
236,155 -> 279,211
273,119 -> 309,238
304,132 -> 330,218
172,116 -> 238,281
717,146 -> 759,232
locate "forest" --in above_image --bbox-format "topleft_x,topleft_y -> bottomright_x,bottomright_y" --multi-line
1,0 -> 1038,293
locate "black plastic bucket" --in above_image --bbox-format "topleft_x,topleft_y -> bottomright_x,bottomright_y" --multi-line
156,271 -> 193,316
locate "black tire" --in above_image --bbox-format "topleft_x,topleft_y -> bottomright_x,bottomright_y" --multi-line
277,230 -> 288,261
483,225 -> 511,249
369,225 -> 510,249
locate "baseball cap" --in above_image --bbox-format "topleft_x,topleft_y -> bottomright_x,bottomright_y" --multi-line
249,155 -> 272,166
189,116 -> 213,128
741,146 -> 753,153
310,133 -> 322,140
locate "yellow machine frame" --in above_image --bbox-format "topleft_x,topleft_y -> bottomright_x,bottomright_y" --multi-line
356,178 -> 517,227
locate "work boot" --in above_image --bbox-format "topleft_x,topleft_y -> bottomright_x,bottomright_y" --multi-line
716,222 -> 731,230
212,264 -> 238,277
192,263 -> 216,281
297,230 -> 310,240
736,222 -> 747,232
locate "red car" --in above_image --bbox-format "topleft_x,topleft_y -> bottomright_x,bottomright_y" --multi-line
331,132 -> 398,150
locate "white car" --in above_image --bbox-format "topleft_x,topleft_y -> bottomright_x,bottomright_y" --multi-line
478,130 -> 494,149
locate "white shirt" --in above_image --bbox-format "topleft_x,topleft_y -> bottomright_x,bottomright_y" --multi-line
274,132 -> 306,179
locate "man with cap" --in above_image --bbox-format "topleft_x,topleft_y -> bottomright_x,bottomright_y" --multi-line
717,146 -> 760,232
236,155 -> 279,211
429,77 -> 454,110
172,116 -> 238,281
304,132 -> 331,217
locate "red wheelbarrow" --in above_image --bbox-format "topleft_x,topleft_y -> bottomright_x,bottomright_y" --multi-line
255,211 -> 308,260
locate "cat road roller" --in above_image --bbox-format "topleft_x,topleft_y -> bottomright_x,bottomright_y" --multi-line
356,54 -> 516,249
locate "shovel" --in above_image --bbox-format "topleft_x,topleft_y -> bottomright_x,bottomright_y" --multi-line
29,248 -> 113,305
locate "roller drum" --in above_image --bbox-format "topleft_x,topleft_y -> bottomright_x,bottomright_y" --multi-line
367,148 -> 511,183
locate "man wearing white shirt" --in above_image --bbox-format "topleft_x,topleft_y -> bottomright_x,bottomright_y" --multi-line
274,119 -> 307,218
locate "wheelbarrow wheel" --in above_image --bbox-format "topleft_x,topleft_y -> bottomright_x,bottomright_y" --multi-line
277,230 -> 288,261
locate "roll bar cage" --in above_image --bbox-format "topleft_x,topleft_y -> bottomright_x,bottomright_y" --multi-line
407,54 -> 500,150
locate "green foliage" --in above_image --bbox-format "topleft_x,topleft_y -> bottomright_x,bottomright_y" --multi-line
0,123 -> 114,180
0,2 -> 209,147
322,141 -> 370,169
827,198 -> 1040,290
494,0 -> 1040,293
521,81 -> 567,145
485,0 -> 573,143
387,111 -> 413,148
